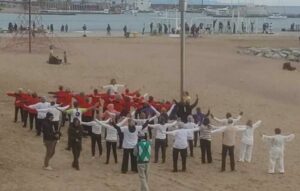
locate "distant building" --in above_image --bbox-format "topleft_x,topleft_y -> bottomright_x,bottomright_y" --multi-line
134,0 -> 151,11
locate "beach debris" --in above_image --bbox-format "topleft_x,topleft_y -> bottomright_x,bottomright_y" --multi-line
238,47 -> 300,62
283,62 -> 296,71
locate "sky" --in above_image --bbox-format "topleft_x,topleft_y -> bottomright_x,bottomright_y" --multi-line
152,0 -> 300,6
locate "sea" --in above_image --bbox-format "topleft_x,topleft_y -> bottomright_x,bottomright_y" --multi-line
1,6 -> 300,33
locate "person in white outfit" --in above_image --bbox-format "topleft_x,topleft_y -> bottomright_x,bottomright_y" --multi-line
165,122 -> 200,172
237,120 -> 262,162
262,128 -> 295,174
102,79 -> 125,95
211,112 -> 243,125
184,115 -> 199,157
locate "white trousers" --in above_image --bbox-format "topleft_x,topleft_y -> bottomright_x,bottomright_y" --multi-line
138,163 -> 150,191
239,143 -> 253,162
268,150 -> 284,173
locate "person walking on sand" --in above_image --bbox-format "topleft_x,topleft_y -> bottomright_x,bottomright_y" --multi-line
262,128 -> 295,174
107,24 -> 111,35
134,137 -> 152,191
42,112 -> 60,170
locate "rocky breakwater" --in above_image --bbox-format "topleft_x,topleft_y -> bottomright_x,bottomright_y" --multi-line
238,47 -> 300,62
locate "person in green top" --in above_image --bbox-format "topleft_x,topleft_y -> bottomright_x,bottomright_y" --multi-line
134,138 -> 151,191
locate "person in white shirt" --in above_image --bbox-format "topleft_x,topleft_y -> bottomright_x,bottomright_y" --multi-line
80,117 -> 110,159
28,96 -> 51,136
102,79 -> 125,95
96,117 -> 128,164
36,101 -> 69,132
113,118 -> 149,173
211,112 -> 243,125
165,122 -> 200,172
184,115 -> 199,157
262,128 -> 295,174
148,117 -> 177,163
212,119 -> 246,172
237,120 -> 262,162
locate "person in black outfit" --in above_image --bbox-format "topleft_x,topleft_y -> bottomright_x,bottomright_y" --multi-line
69,118 -> 83,170
42,112 -> 60,170
174,94 -> 198,123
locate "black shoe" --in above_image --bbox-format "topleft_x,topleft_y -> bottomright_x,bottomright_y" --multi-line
172,169 -> 178,173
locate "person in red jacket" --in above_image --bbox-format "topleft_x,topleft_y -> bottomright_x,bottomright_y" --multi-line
81,97 -> 94,136
7,88 -> 26,122
48,85 -> 65,105
88,89 -> 102,117
73,92 -> 88,108
23,92 -> 39,129
61,88 -> 73,127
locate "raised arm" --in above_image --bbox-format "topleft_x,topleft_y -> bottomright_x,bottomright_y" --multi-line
284,134 -> 295,142
165,120 -> 177,128
117,117 -> 128,126
167,104 -> 176,116
253,120 -> 262,129
150,105 -> 161,116
211,126 -> 227,134
80,121 -> 96,126
190,95 -> 199,109
56,105 -> 70,111
95,119 -> 113,129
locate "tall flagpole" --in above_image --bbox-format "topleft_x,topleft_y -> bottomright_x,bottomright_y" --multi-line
28,0 -> 32,53
179,0 -> 186,101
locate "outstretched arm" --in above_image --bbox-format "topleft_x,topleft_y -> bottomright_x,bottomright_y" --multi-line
253,120 -> 262,129
81,121 -> 96,126
211,126 -> 227,134
167,104 -> 176,116
95,119 -> 113,129
284,134 -> 295,142
165,121 -> 177,128
117,117 -> 128,126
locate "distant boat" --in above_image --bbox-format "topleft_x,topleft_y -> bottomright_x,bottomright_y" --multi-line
268,13 -> 287,19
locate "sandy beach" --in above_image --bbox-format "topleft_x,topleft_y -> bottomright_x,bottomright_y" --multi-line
0,35 -> 299,191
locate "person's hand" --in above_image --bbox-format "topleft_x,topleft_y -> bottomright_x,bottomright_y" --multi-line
239,112 -> 244,116
210,114 -> 214,118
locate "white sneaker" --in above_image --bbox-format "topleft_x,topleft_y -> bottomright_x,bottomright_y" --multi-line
44,166 -> 53,171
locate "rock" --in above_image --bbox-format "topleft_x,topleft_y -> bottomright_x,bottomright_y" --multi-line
279,52 -> 288,58
292,50 -> 300,57
271,53 -> 282,59
287,54 -> 298,61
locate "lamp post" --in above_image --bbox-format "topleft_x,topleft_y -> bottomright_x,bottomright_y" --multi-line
28,0 -> 32,53
179,0 -> 186,100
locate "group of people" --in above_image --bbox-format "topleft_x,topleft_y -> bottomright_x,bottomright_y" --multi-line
7,79 -> 295,190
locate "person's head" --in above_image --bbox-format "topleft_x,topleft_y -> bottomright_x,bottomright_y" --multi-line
202,117 -> 210,126
17,88 -> 23,94
110,78 -> 116,85
128,118 -> 135,127
275,128 -> 281,135
125,88 -> 130,94
32,92 -> 37,98
187,115 -> 194,123
41,96 -> 46,103
148,96 -> 154,102
226,112 -> 232,119
79,92 -> 85,97
115,94 -> 122,101
246,120 -> 253,127
196,107 -> 201,114
59,85 -> 63,91
73,118 -> 81,127
136,92 -> 141,97
50,101 -> 55,106
93,89 -> 98,94
158,116 -> 167,125
73,101 -> 79,108
46,112 -> 54,121
107,104 -> 114,111
178,122 -> 185,129
140,112 -> 146,119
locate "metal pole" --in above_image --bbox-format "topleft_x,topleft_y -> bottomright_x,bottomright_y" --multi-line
179,0 -> 186,101
28,0 -> 32,53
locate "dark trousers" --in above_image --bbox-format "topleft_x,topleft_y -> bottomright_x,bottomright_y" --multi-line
82,116 -> 93,136
91,133 -> 102,157
36,118 -> 44,136
53,121 -> 59,132
118,132 -> 124,149
14,106 -> 23,122
106,141 -> 117,163
154,139 -> 166,163
221,144 -> 235,171
28,113 -> 37,130
148,128 -> 152,139
121,148 -> 137,173
61,112 -> 67,127
188,140 -> 194,157
194,131 -> 200,147
200,139 -> 212,163
173,148 -> 187,172
23,110 -> 28,127
66,124 -> 72,150
71,142 -> 81,170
